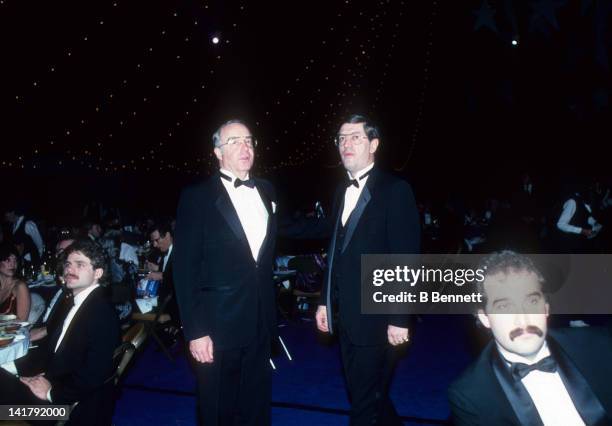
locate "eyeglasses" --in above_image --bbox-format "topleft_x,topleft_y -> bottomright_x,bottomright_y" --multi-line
334,132 -> 368,147
217,136 -> 257,149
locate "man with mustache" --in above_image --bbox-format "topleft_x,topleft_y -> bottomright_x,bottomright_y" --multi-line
315,114 -> 420,425
449,250 -> 612,425
0,239 -> 120,425
174,119 -> 277,425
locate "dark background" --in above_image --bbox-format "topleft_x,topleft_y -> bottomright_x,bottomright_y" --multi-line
1,0 -> 610,223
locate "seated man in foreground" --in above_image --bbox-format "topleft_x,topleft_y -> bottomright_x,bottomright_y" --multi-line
449,250 -> 612,425
0,239 -> 120,426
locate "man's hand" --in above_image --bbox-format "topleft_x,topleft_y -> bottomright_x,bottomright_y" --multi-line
29,327 -> 48,342
387,325 -> 409,346
147,271 -> 163,281
20,374 -> 51,401
190,336 -> 214,363
146,261 -> 160,272
581,228 -> 593,237
315,305 -> 329,333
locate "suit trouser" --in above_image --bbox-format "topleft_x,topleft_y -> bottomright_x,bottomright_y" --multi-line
339,326 -> 402,426
193,329 -> 272,426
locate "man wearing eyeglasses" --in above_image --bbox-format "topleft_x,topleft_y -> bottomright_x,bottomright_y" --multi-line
315,114 -> 420,425
174,119 -> 277,425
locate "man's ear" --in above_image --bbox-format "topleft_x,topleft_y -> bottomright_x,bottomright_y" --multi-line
477,309 -> 491,329
94,268 -> 103,281
214,147 -> 222,161
369,138 -> 379,154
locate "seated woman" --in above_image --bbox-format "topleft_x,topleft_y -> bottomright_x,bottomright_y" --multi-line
0,244 -> 31,321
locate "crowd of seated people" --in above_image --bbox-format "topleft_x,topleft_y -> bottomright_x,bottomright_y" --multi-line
419,175 -> 612,255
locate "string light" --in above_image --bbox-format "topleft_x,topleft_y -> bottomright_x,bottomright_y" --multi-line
4,1 -> 415,176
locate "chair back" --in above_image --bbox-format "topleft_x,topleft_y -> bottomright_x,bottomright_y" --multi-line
122,322 -> 147,350
107,342 -> 135,385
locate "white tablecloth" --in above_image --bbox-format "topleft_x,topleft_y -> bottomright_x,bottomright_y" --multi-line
0,332 -> 29,365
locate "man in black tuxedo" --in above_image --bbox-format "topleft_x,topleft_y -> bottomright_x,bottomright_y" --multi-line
147,221 -> 178,322
0,239 -> 120,426
145,220 -> 181,345
173,119 -> 277,425
315,114 -> 421,425
14,236 -> 76,376
449,250 -> 612,425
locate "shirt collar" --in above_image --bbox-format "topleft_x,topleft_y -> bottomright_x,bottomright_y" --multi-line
497,340 -> 550,366
166,244 -> 173,258
73,284 -> 100,308
347,162 -> 375,181
13,216 -> 24,232
220,168 -> 250,184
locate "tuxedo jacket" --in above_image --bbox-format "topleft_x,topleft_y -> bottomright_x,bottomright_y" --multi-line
160,249 -> 174,299
321,167 -> 421,345
15,288 -> 73,377
47,286 -> 120,424
448,327 -> 612,426
173,174 -> 278,350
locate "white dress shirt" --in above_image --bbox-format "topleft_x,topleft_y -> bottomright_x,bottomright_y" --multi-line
497,343 -> 585,426
341,162 -> 374,226
557,196 -> 599,235
12,216 -> 44,258
220,169 -> 269,261
162,244 -> 173,272
54,284 -> 100,352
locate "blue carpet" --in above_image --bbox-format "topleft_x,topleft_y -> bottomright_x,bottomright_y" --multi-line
113,315 -> 474,425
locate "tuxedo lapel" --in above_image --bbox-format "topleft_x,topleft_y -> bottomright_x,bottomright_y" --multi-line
214,179 -> 250,250
254,180 -> 273,264
548,336 -> 608,425
340,169 -> 379,254
491,346 -> 543,426
254,180 -> 272,216
341,186 -> 371,253
54,288 -> 101,354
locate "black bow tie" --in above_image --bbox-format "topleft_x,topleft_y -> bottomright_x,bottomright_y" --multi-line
345,169 -> 372,189
234,178 -> 255,189
510,355 -> 558,381
220,172 -> 255,189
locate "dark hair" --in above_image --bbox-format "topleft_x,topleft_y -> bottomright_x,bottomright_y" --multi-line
0,243 -> 20,263
62,239 -> 108,275
82,219 -> 100,232
476,250 -> 545,309
149,219 -> 173,239
343,114 -> 381,141
4,204 -> 26,217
